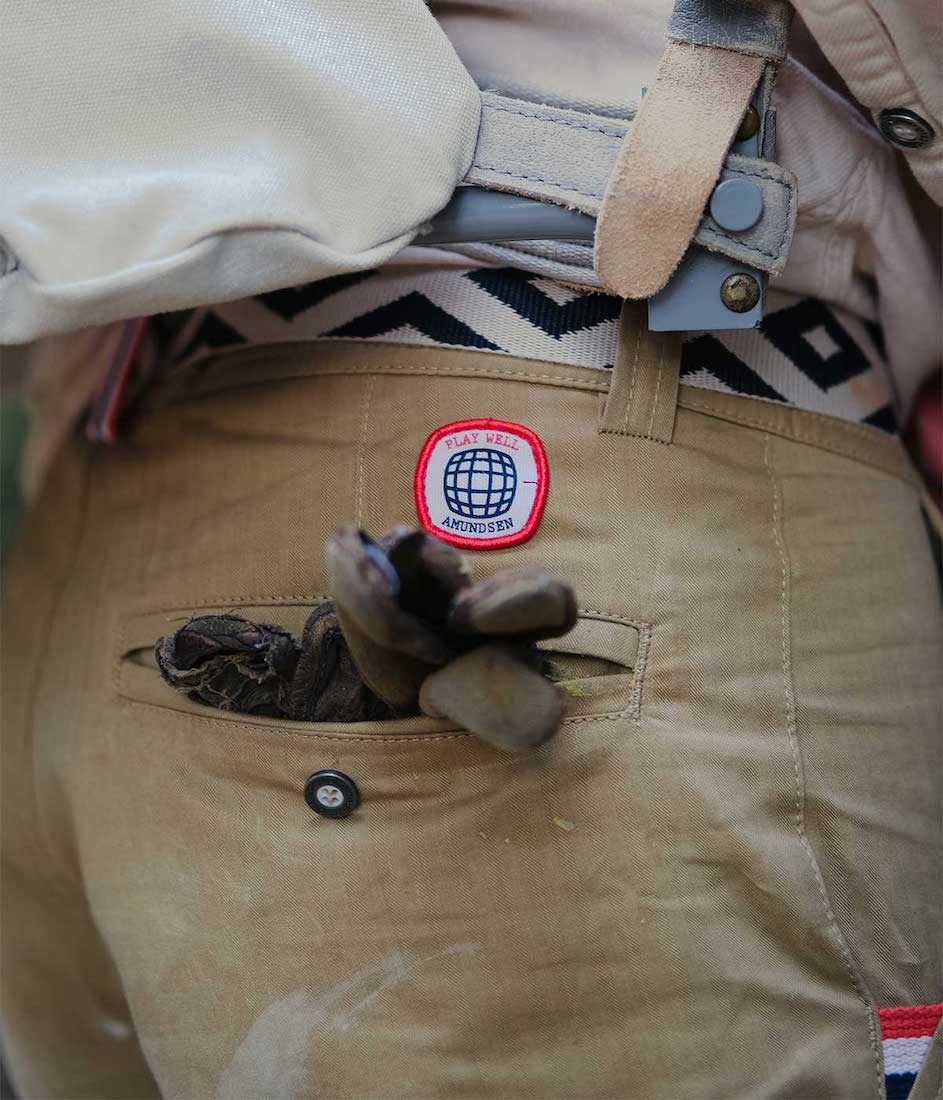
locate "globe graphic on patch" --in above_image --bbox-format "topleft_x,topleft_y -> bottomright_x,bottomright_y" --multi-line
443,448 -> 517,519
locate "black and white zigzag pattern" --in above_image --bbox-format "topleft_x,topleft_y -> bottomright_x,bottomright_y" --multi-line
156,268 -> 895,432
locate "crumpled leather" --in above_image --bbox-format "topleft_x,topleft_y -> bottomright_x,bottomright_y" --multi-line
156,608 -> 396,724
288,603 -> 399,724
155,614 -> 300,718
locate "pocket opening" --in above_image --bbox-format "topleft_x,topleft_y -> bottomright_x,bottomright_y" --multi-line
115,603 -> 645,738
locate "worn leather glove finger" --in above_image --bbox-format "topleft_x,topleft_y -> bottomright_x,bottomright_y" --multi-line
447,568 -> 577,641
418,643 -> 564,752
328,526 -> 577,721
289,603 -> 400,722
333,608 -> 431,708
326,527 -> 451,665
155,614 -> 299,717
380,526 -> 470,628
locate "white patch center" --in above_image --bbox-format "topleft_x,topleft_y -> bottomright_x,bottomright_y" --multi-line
417,421 -> 546,549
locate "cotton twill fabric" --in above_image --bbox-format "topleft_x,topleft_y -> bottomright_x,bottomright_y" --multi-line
1,340 -> 940,1099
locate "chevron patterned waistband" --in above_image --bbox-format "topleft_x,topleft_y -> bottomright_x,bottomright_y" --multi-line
153,267 -> 896,433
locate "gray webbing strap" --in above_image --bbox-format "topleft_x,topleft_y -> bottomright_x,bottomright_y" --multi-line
669,0 -> 791,60
463,89 -> 796,279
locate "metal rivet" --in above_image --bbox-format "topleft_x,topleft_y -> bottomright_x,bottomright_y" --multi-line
735,106 -> 759,143
709,179 -> 764,232
878,108 -> 934,149
720,273 -> 761,314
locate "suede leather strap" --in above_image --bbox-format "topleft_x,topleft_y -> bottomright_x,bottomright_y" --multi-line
594,42 -> 766,298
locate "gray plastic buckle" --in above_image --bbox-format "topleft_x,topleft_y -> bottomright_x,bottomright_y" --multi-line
648,248 -> 763,331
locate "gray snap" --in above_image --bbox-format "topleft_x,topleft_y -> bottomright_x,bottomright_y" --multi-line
709,179 -> 764,233
878,108 -> 934,149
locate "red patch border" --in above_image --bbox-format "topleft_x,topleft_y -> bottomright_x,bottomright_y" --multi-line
414,418 -> 549,550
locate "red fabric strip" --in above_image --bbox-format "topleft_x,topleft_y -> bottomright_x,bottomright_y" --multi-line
878,1003 -> 943,1040
85,317 -> 149,443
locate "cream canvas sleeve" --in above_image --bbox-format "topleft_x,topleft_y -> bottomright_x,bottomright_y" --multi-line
0,1 -> 480,342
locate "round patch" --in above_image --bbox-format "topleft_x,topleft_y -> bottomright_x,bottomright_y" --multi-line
414,419 -> 549,550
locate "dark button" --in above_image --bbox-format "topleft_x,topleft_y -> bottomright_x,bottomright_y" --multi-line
878,108 -> 935,149
304,770 -> 360,818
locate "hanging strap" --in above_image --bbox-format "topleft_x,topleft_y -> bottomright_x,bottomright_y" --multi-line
594,0 -> 793,299
599,300 -> 682,443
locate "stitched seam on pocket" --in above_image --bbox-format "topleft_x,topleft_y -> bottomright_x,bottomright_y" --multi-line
262,361 -> 610,390
118,697 -> 640,742
168,356 -> 611,396
355,376 -> 374,528
577,608 -> 652,722
764,432 -> 883,1094
679,395 -> 916,487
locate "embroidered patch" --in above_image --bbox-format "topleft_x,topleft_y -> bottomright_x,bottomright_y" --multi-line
414,419 -> 549,550
878,1002 -> 943,1099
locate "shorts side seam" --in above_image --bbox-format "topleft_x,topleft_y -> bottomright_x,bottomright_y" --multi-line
764,431 -> 884,1096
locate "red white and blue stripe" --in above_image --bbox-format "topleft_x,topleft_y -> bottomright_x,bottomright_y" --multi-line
879,1002 -> 942,1099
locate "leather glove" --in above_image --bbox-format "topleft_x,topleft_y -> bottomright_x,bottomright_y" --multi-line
155,614 -> 299,718
326,525 -> 577,750
156,608 -> 396,723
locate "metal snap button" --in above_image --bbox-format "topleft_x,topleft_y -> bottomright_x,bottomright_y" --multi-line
735,106 -> 760,143
709,179 -> 764,233
304,770 -> 360,818
878,108 -> 934,149
720,272 -> 761,313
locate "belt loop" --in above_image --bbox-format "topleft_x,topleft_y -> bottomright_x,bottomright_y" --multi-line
599,299 -> 682,443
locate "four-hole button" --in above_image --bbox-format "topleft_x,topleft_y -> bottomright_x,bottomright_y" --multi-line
305,770 -> 360,819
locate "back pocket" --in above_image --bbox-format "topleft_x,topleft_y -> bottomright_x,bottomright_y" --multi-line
115,601 -> 649,740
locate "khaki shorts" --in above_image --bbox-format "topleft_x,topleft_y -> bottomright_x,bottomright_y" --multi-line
2,331 -> 940,1099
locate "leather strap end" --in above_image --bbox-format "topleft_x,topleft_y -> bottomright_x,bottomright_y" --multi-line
594,42 -> 765,300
